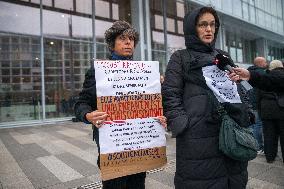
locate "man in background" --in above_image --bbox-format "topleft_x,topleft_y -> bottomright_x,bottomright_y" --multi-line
247,57 -> 268,155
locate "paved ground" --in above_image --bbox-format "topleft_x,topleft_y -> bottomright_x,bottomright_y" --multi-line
0,121 -> 283,189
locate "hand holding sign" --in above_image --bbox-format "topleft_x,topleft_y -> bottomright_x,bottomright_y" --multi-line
85,110 -> 108,128
154,116 -> 167,128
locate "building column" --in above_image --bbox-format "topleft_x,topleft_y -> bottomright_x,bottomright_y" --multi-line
131,0 -> 145,61
216,18 -> 225,50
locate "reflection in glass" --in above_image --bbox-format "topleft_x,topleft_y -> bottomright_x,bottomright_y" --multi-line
0,34 -> 41,122
43,39 -> 93,118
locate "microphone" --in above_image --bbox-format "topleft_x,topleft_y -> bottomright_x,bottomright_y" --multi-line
214,53 -> 253,91
214,54 -> 235,72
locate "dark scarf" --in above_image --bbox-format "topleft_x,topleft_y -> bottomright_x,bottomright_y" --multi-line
110,52 -> 133,60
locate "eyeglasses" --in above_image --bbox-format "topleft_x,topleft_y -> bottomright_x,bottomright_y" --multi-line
197,21 -> 217,30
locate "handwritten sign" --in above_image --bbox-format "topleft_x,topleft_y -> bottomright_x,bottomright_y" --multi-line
94,60 -> 166,181
95,61 -> 160,96
99,118 -> 166,153
202,65 -> 241,103
97,94 -> 163,120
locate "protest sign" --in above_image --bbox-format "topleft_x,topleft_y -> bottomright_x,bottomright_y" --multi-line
94,60 -> 166,181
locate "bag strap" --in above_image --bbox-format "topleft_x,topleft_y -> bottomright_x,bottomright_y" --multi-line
206,90 -> 227,117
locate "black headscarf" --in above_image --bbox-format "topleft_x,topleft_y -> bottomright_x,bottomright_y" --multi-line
183,7 -> 220,53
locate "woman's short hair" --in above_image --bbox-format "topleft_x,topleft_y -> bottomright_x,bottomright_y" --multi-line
269,59 -> 283,70
104,20 -> 139,51
195,7 -> 220,29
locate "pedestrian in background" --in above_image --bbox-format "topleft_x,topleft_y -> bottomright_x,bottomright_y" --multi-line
247,57 -> 268,155
162,6 -> 250,189
257,60 -> 284,163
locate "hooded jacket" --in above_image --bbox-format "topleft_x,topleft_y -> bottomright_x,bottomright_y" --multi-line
162,7 -> 248,189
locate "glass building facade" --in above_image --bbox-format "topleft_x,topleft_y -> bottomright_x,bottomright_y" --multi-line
0,0 -> 284,127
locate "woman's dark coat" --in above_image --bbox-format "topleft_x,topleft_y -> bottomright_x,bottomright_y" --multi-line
162,8 -> 249,189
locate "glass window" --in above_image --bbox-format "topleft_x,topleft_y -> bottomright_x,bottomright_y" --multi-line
0,2 -> 40,36
42,0 -> 52,6
112,3 -> 119,20
176,1 -> 184,18
1,69 -> 10,76
242,2 -> 249,20
76,0 -> 92,15
30,0 -> 52,7
270,0 -> 277,17
54,0 -> 74,11
211,0 -> 222,9
43,5 -> 93,41
177,20 -> 183,34
276,0 -> 282,18
96,0 -> 110,18
277,19 -> 283,33
257,10 -> 265,27
249,5 -> 256,23
222,0 -> 232,14
0,35 -> 42,122
150,0 -> 163,12
44,39 -> 93,118
166,0 -> 176,16
264,0 -> 271,13
230,47 -> 237,62
167,18 -> 175,33
233,0 -> 242,18
255,0 -> 264,9
154,15 -> 164,30
237,48 -> 243,63
265,14 -> 272,29
271,17 -> 277,32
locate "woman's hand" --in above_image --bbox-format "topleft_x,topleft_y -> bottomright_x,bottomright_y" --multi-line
154,116 -> 167,128
85,110 -> 108,128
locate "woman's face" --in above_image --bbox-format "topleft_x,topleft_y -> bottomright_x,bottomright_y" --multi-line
113,34 -> 135,57
196,13 -> 216,44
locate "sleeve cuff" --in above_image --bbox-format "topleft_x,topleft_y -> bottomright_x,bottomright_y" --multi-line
80,110 -> 92,124
169,114 -> 189,137
248,70 -> 258,86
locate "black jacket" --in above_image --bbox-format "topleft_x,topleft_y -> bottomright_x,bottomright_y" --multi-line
249,67 -> 284,92
162,7 -> 248,189
74,64 -> 100,144
257,68 -> 284,120
247,66 -> 266,111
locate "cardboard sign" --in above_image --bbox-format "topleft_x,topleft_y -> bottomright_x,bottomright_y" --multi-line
94,60 -> 167,181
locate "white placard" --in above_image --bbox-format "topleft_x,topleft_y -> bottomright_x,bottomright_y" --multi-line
99,118 -> 166,154
94,60 -> 160,97
202,65 -> 241,103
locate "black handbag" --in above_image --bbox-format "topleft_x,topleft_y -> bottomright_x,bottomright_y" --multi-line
208,91 -> 258,161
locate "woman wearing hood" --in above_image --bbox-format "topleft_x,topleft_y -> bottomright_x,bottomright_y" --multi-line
162,7 -> 249,189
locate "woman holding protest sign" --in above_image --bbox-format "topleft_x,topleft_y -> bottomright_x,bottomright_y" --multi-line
74,20 -> 166,189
